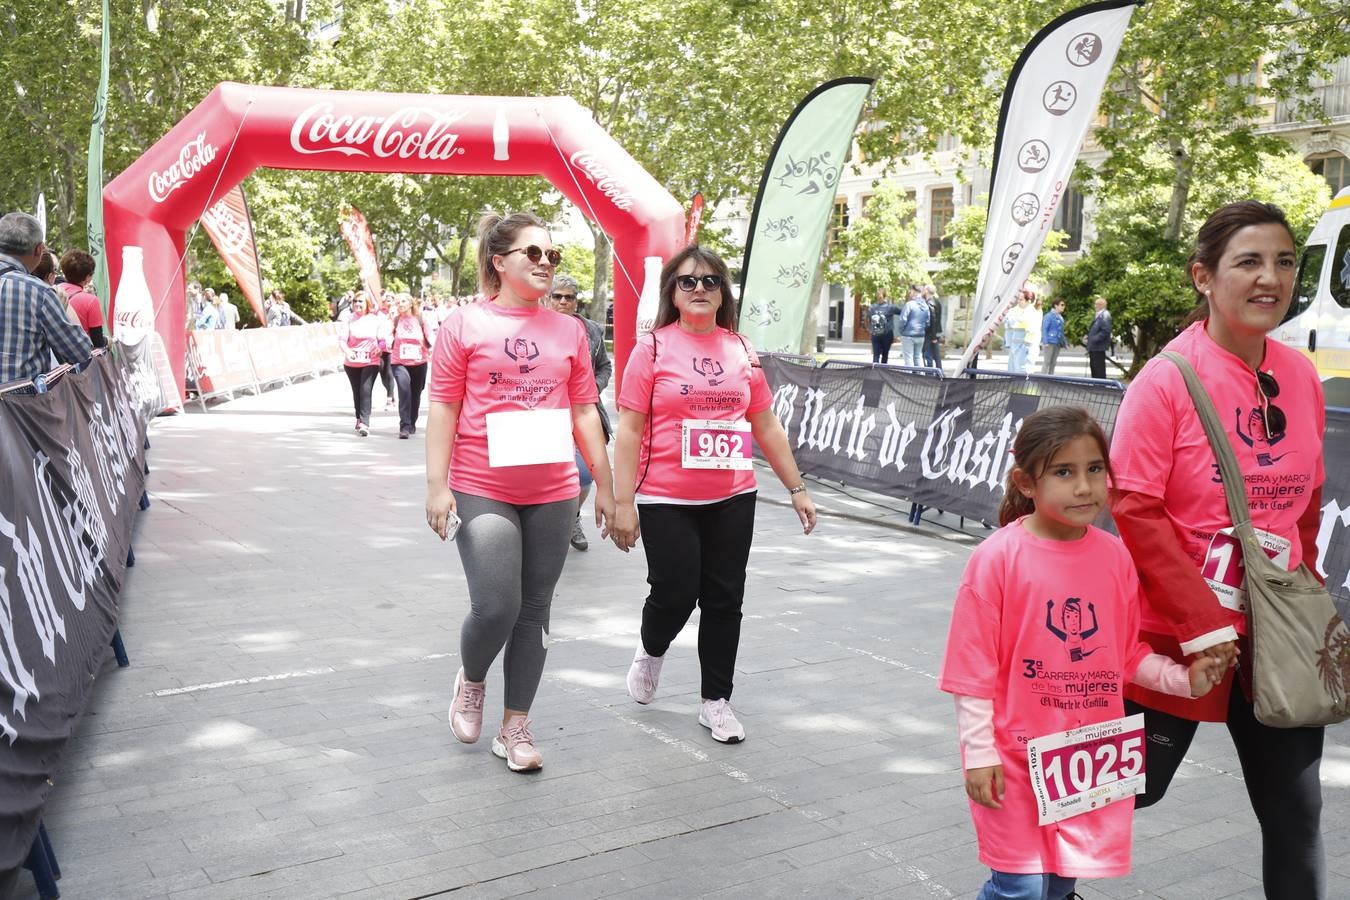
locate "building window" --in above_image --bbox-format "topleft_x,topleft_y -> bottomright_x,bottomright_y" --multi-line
828,198 -> 850,251
1311,154 -> 1350,197
929,187 -> 954,256
1053,184 -> 1084,251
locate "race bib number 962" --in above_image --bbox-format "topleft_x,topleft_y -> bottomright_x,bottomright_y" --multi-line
681,419 -> 753,470
1026,714 -> 1146,825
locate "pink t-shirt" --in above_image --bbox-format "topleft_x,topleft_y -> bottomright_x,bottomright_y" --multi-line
391,314 -> 428,366
338,313 -> 389,367
1110,322 -> 1326,636
617,324 -> 773,503
428,300 -> 597,505
938,521 -> 1154,879
59,283 -> 104,332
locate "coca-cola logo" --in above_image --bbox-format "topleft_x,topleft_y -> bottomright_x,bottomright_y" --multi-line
201,200 -> 249,254
569,151 -> 636,211
290,102 -> 469,160
148,133 -> 217,203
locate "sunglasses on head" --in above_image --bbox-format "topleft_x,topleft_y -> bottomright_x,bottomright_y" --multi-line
502,245 -> 562,267
675,274 -> 724,292
1255,369 -> 1287,436
550,292 -> 577,301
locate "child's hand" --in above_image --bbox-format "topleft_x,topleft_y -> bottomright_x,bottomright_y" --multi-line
1188,655 -> 1226,698
965,765 -> 1004,809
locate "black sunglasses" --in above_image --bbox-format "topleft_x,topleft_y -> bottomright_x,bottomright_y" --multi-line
550,292 -> 577,301
1255,370 -> 1286,436
675,274 -> 724,292
502,245 -> 562,267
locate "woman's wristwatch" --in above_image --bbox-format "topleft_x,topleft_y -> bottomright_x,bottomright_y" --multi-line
788,484 -> 807,495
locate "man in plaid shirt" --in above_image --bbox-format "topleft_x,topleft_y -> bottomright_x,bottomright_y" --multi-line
0,212 -> 91,386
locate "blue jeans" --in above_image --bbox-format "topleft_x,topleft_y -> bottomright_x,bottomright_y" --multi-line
575,447 -> 593,489
900,335 -> 924,367
977,871 -> 1076,900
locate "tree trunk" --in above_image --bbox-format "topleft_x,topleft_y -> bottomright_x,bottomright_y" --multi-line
450,231 -> 470,296
1165,136 -> 1193,243
588,223 -> 611,326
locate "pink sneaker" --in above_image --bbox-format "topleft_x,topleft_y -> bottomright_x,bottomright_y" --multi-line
448,668 -> 485,743
699,698 -> 745,743
626,644 -> 664,704
492,715 -> 543,772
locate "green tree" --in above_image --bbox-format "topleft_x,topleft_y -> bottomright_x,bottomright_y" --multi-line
825,183 -> 927,305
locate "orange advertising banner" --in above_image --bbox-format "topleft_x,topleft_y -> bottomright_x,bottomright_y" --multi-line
340,205 -> 383,305
200,185 -> 266,322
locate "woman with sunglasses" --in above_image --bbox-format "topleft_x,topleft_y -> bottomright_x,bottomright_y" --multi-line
425,211 -> 615,773
611,246 -> 816,743
338,293 -> 390,436
1109,201 -> 1328,897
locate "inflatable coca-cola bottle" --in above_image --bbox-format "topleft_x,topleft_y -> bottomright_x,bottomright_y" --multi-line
635,256 -> 662,337
112,246 -> 154,346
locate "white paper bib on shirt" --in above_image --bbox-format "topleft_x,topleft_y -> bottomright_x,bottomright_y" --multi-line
681,419 -> 753,470
486,409 -> 572,468
1201,526 -> 1292,614
1026,714 -> 1146,826
394,342 -> 425,364
345,340 -> 378,365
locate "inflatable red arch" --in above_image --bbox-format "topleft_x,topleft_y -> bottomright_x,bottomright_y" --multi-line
103,82 -> 685,399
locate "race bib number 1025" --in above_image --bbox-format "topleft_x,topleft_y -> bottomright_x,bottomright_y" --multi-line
1026,714 -> 1146,826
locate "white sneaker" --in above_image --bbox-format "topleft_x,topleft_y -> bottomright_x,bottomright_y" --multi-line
626,645 -> 664,704
699,698 -> 745,743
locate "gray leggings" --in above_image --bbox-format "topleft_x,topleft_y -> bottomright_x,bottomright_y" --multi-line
454,491 -> 575,712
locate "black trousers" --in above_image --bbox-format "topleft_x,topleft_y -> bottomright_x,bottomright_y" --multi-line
637,492 -> 756,700
922,338 -> 941,368
391,363 -> 427,431
379,351 -> 394,400
1127,685 -> 1325,899
344,364 -> 378,424
1088,349 -> 1107,379
870,334 -> 892,364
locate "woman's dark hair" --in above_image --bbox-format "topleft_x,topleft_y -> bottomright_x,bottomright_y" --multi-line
33,250 -> 57,282
1183,201 -> 1295,326
653,245 -> 738,331
476,211 -> 547,296
60,249 -> 96,285
997,406 -> 1112,527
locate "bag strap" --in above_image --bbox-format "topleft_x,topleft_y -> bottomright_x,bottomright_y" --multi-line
1158,351 -> 1253,531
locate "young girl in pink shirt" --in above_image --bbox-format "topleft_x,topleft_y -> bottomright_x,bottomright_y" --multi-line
939,407 -> 1222,900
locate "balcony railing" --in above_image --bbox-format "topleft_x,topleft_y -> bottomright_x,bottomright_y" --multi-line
1276,82 -> 1350,123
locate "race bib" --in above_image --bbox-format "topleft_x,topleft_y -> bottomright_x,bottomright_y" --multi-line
681,419 -> 753,470
1026,714 -> 1146,826
395,342 -> 425,364
1201,527 -> 1292,614
345,340 -> 377,365
486,408 -> 573,468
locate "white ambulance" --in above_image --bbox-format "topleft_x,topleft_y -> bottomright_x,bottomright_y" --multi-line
1278,188 -> 1350,409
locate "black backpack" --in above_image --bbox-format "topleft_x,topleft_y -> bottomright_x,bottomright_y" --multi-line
868,306 -> 891,336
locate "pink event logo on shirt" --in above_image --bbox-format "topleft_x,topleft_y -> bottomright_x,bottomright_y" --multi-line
148,133 -> 217,203
568,150 -> 636,210
290,102 -> 470,160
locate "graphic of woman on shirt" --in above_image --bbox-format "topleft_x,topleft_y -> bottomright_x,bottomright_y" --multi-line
1046,597 -> 1099,662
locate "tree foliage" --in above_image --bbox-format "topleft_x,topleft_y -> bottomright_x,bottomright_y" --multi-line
825,183 -> 927,303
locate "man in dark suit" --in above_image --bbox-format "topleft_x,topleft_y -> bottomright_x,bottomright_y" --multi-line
1086,296 -> 1112,379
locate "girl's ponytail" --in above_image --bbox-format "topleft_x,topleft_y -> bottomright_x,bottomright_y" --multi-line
997,470 -> 1035,526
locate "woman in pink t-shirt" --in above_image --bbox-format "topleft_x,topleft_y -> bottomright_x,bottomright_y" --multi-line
337,294 -> 390,436
939,407 -> 1218,899
610,246 -> 817,744
1110,201 -> 1330,896
57,250 -> 107,348
390,293 -> 430,439
425,212 -> 614,773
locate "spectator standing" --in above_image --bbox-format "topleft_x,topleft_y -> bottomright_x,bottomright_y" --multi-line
550,273 -> 612,552
1025,294 -> 1044,372
218,291 -> 239,330
57,251 -> 108,348
1004,292 -> 1031,374
1039,298 -> 1068,375
266,290 -> 288,327
922,285 -> 944,369
896,286 -> 930,367
195,292 -> 222,330
1085,297 -> 1112,379
0,213 -> 91,385
866,291 -> 901,364
390,293 -> 430,439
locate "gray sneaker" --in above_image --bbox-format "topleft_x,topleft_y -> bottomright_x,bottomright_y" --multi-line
699,698 -> 745,743
626,644 -> 664,704
569,515 -> 588,551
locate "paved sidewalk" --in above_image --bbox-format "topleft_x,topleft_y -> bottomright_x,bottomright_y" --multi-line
14,372 -> 1350,899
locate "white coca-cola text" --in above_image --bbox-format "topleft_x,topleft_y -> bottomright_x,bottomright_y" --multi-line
148,134 -> 218,203
201,201 -> 249,255
290,102 -> 469,160
568,151 -> 636,210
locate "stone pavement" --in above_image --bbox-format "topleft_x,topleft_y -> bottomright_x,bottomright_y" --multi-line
12,372 -> 1350,900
